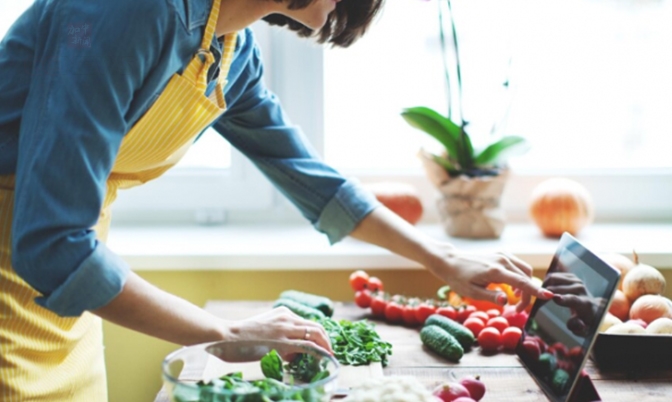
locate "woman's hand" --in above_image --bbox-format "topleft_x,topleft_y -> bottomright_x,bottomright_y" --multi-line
428,243 -> 554,311
224,307 -> 333,354
541,272 -> 605,336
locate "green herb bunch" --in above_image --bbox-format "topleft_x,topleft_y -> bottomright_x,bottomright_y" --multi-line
318,317 -> 393,367
401,0 -> 528,178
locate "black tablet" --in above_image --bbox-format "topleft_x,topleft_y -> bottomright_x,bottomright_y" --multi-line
516,232 -> 620,402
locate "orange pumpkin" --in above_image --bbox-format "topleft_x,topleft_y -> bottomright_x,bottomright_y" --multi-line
528,178 -> 594,238
365,182 -> 424,225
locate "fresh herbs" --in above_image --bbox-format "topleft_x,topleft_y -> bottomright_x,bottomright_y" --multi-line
319,317 -> 393,367
174,350 -> 330,402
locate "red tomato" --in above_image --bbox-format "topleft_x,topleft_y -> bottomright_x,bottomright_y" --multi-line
567,346 -> 584,364
463,317 -> 486,337
402,305 -> 419,327
486,316 -> 509,333
477,327 -> 502,352
354,289 -> 372,308
414,303 -> 437,324
436,306 -> 457,321
548,342 -> 569,358
370,295 -> 387,317
457,305 -> 477,323
384,301 -> 404,323
349,270 -> 370,291
522,339 -> 541,360
469,311 -> 490,323
367,276 -> 384,292
486,309 -> 501,318
501,326 -> 522,351
502,308 -> 528,329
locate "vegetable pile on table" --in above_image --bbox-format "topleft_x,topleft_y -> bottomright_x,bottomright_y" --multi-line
273,289 -> 393,368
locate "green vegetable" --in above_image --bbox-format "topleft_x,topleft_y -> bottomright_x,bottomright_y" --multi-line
318,317 -> 393,367
260,349 -> 283,381
273,298 -> 325,320
420,325 -> 464,362
538,352 -> 558,377
552,368 -> 571,394
285,353 -> 330,384
424,314 -> 475,350
279,290 -> 335,317
173,350 -> 331,402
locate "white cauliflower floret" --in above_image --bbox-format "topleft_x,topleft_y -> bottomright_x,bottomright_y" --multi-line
342,376 -> 436,402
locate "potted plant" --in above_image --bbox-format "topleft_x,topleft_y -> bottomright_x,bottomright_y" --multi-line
401,0 -> 528,239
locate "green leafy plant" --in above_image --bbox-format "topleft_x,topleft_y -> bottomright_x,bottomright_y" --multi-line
402,0 -> 528,178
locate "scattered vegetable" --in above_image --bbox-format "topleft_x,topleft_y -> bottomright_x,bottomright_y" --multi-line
420,325 -> 464,362
319,317 -> 393,367
432,381 -> 470,402
272,298 -> 325,320
458,375 -> 486,401
279,290 -> 335,317
425,314 -> 475,350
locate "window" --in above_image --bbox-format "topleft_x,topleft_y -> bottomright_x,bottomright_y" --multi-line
315,0 -> 672,222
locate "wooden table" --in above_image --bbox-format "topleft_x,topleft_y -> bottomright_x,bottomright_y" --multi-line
155,301 -> 672,401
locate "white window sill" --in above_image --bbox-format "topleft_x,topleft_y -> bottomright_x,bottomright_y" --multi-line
106,222 -> 672,271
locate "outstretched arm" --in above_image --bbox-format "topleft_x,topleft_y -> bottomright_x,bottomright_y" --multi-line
349,207 -> 553,307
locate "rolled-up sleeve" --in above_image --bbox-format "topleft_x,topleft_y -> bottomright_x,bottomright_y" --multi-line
212,33 -> 380,244
8,0 -> 172,316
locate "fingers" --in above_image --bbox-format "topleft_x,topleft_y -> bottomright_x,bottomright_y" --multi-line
296,323 -> 333,354
493,269 -> 553,301
465,285 -> 508,306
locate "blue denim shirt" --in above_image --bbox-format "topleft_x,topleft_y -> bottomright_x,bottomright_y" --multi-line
0,0 -> 379,317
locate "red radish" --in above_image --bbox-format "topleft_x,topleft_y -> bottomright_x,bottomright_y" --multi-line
458,375 -> 486,401
432,382 -> 470,402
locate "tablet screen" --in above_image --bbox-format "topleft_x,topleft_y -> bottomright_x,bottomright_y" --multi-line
516,233 -> 620,402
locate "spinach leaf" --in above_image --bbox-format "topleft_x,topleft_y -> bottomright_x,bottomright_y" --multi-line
260,349 -> 283,381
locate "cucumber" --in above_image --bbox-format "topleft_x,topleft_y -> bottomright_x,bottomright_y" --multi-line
424,314 -> 475,350
420,325 -> 464,362
272,298 -> 325,320
279,290 -> 335,317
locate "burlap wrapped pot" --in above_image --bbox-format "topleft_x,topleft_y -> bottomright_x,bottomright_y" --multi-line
419,149 -> 508,239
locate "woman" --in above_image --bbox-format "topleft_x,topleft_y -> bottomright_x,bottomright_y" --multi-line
0,0 -> 552,400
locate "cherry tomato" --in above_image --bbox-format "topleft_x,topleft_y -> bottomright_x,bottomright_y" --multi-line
457,305 -> 477,323
402,305 -> 420,327
463,317 -> 486,337
469,311 -> 490,323
414,303 -> 437,324
548,342 -> 569,358
367,276 -> 384,292
477,327 -> 502,352
436,306 -> 457,321
370,295 -> 388,317
384,301 -> 404,323
502,308 -> 528,329
486,309 -> 501,318
522,339 -> 541,360
501,326 -> 523,351
486,316 -> 509,333
354,289 -> 372,308
349,270 -> 370,291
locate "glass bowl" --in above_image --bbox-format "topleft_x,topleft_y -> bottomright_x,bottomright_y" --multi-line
162,339 -> 339,402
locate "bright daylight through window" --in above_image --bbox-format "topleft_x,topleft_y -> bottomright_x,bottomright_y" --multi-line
321,0 -> 672,221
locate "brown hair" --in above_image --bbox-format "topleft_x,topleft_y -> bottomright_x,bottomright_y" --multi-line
262,0 -> 385,48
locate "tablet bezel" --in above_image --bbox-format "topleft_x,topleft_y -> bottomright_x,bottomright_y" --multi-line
516,232 -> 620,402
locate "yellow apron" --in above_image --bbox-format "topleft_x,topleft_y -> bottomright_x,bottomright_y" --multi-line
0,0 -> 235,399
